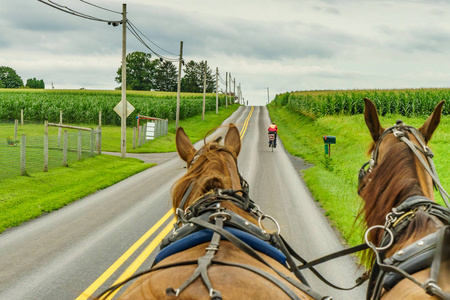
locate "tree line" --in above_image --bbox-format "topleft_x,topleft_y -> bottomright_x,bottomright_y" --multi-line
1,50 -> 220,93
115,51 -> 217,93
0,66 -> 45,89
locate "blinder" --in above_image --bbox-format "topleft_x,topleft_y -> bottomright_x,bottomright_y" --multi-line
358,120 -> 426,193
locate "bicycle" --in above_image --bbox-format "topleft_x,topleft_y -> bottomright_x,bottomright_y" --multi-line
268,133 -> 275,152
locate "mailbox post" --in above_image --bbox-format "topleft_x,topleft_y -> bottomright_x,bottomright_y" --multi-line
323,135 -> 336,157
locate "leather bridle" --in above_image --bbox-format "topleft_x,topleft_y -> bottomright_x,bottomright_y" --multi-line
358,120 -> 450,207
357,120 -> 450,299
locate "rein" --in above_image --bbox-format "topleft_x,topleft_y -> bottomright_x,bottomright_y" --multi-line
358,120 -> 450,299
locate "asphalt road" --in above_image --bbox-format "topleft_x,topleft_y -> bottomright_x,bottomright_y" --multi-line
0,106 -> 367,299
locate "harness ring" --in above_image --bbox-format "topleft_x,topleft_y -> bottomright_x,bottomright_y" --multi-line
258,215 -> 281,235
364,225 -> 394,251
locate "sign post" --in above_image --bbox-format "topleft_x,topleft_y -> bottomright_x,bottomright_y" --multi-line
114,100 -> 135,155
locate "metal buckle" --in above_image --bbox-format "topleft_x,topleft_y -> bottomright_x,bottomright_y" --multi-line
393,129 -> 404,138
209,211 -> 232,222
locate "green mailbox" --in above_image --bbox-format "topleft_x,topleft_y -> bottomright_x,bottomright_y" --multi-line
323,135 -> 336,144
323,135 -> 336,156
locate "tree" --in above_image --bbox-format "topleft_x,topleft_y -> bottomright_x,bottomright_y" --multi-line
115,51 -> 158,90
154,60 -> 178,92
0,66 -> 23,88
26,78 -> 45,89
181,60 -> 215,93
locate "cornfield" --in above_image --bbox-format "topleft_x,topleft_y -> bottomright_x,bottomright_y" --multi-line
271,88 -> 450,118
0,89 -> 228,126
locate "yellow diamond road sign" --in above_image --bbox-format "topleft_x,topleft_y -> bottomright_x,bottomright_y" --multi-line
114,100 -> 135,117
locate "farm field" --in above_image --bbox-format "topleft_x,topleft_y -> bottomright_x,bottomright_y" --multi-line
0,88 -> 230,126
0,89 -> 240,233
0,88 -> 238,179
267,88 -> 450,249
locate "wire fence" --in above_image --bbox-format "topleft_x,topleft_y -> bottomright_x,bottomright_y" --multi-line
0,120 -> 101,180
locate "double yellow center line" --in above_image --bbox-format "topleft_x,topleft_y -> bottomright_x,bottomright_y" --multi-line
240,106 -> 254,139
78,106 -> 254,299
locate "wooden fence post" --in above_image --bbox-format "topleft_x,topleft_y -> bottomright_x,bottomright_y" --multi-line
63,130 -> 68,167
14,120 -> 18,140
20,134 -> 26,176
143,123 -> 147,144
133,127 -> 136,149
90,129 -> 94,157
97,126 -> 102,155
21,109 -> 24,125
44,121 -> 48,172
78,129 -> 82,160
58,110 -> 62,148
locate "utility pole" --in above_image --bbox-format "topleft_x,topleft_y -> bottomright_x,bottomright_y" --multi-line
202,61 -> 207,121
215,67 -> 218,114
237,84 -> 240,105
239,83 -> 242,105
120,3 -> 127,158
229,73 -> 232,105
267,87 -> 270,104
176,41 -> 183,129
233,78 -> 236,103
225,72 -> 228,108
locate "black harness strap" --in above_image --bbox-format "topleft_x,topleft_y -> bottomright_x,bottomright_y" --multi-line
166,216 -> 224,299
277,234 -> 370,291
186,217 -> 329,300
365,200 -> 450,300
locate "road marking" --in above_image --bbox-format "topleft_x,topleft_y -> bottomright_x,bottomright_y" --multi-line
240,106 -> 254,139
80,107 -> 255,299
102,221 -> 174,299
76,210 -> 174,300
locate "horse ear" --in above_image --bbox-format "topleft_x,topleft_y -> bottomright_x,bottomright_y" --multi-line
419,100 -> 445,143
176,127 -> 196,163
364,98 -> 384,142
224,123 -> 241,158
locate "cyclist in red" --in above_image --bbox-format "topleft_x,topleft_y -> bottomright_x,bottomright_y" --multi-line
268,122 -> 278,148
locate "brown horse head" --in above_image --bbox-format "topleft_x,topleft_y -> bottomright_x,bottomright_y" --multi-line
360,98 -> 445,252
171,124 -> 257,222
359,98 -> 449,299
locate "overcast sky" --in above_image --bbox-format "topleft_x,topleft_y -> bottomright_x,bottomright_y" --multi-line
1,0 -> 450,105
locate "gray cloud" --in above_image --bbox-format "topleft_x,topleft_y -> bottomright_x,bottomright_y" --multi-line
1,0 -> 450,105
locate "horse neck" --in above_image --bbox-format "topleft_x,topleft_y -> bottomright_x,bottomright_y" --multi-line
360,142 -> 445,258
360,143 -> 426,243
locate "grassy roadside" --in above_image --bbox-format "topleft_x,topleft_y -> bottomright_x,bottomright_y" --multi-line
0,104 -> 240,233
267,103 -> 450,247
0,155 -> 151,233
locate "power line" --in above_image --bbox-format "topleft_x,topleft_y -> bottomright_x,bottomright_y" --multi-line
127,20 -> 178,56
38,0 -> 121,23
126,20 -> 179,62
38,0 -> 182,63
79,0 -> 121,14
218,73 -> 227,85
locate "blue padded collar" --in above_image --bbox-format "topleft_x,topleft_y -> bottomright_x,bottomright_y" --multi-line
154,227 -> 286,265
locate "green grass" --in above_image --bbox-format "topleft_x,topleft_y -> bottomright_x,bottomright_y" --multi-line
0,155 -> 153,233
267,103 -> 450,247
